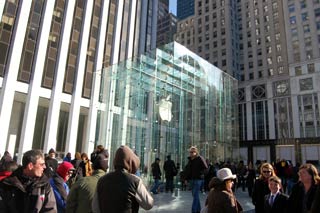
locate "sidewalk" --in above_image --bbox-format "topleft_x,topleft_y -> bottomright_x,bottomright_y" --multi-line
140,189 -> 254,212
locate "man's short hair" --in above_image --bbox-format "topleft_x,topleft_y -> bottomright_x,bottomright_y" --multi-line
269,176 -> 281,184
22,150 -> 44,168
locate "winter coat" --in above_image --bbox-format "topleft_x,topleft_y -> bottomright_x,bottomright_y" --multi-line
163,159 -> 177,179
287,181 -> 317,213
92,145 -> 153,213
151,162 -> 161,179
252,178 -> 270,213
311,184 -> 320,213
207,177 -> 243,213
0,167 -> 57,213
264,192 -> 288,213
184,155 -> 208,180
50,174 -> 70,213
66,169 -> 106,213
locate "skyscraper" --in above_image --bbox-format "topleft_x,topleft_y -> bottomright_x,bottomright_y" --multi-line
0,0 -> 158,162
156,0 -> 177,47
175,0 -> 320,164
177,0 -> 194,20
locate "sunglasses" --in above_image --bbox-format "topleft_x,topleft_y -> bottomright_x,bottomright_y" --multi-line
262,170 -> 272,173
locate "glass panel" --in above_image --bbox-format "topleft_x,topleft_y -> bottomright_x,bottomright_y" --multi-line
95,42 -> 239,173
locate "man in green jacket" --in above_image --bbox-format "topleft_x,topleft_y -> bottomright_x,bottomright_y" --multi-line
66,154 -> 108,213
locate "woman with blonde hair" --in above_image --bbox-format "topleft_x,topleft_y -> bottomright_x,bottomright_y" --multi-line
287,163 -> 320,213
252,163 -> 276,213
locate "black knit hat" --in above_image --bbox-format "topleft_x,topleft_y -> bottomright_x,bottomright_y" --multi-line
48,148 -> 55,154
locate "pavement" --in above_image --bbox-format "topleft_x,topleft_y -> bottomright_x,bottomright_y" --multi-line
140,189 -> 255,213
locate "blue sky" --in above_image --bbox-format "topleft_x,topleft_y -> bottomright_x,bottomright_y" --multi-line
169,0 -> 177,15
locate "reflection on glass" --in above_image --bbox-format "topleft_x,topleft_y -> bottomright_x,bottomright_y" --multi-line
95,42 -> 238,174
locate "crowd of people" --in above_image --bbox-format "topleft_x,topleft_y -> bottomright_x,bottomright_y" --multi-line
0,146 -> 153,213
1,146 -> 320,213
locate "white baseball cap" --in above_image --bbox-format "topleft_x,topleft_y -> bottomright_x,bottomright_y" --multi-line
217,168 -> 237,181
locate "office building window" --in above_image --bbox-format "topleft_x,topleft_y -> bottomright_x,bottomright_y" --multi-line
265,25 -> 270,32
291,27 -> 298,37
301,0 -> 307,9
302,12 -> 309,21
289,4 -> 295,13
300,78 -> 313,91
268,68 -> 274,76
273,80 -> 289,96
307,63 -> 315,73
305,37 -> 312,47
276,44 -> 281,52
303,25 -> 310,33
18,0 -> 45,83
256,28 -> 260,35
272,2 -> 278,9
278,66 -> 284,74
295,66 -> 302,75
316,21 -> 320,30
249,73 -> 254,80
306,50 -> 313,59
290,16 -> 296,24
315,8 -> 320,17
267,46 -> 272,54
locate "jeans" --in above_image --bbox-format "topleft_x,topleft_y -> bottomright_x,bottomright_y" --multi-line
151,179 -> 160,194
191,179 -> 202,213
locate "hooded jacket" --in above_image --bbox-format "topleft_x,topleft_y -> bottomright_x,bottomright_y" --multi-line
0,167 -> 57,213
50,161 -> 74,213
92,145 -> 153,213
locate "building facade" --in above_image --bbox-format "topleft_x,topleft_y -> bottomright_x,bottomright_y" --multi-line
175,0 -> 320,165
96,42 -> 238,171
0,0 -> 158,162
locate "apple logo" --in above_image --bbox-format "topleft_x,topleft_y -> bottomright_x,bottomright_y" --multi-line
159,95 -> 172,122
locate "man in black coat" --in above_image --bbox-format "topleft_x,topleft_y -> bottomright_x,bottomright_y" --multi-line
150,158 -> 161,194
163,155 -> 177,193
184,146 -> 208,213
